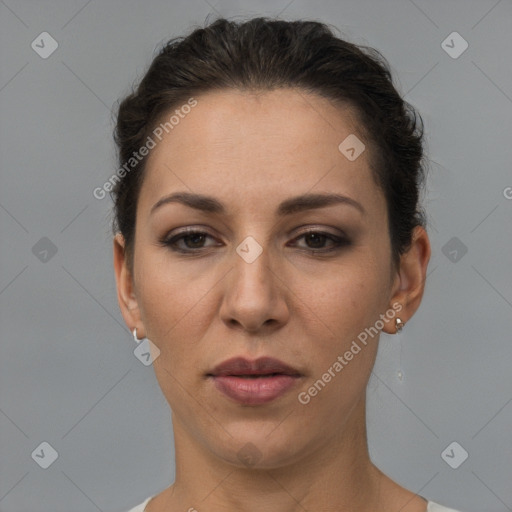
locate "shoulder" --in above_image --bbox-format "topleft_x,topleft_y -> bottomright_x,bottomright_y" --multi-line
125,496 -> 462,512
125,496 -> 153,512
427,500 -> 464,512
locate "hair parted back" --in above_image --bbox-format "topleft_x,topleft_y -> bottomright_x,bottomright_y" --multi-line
112,16 -> 427,274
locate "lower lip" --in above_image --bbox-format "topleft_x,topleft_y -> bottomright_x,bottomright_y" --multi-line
210,375 -> 300,405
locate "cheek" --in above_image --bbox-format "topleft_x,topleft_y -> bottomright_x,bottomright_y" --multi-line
134,253 -> 184,341
300,275 -> 386,406
308,261 -> 387,341
134,252 -> 219,362
296,264 -> 391,408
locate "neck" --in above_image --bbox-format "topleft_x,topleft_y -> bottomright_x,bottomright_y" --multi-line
155,395 -> 384,512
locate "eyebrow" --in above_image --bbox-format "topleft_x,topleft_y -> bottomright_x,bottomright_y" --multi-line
150,191 -> 365,217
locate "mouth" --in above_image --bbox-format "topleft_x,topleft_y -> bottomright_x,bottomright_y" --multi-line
223,373 -> 288,378
207,356 -> 302,405
207,356 -> 302,378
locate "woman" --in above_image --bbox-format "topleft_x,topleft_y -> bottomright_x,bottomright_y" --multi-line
112,17 -> 462,512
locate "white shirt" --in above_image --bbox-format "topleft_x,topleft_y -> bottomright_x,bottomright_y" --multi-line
126,496 -> 463,511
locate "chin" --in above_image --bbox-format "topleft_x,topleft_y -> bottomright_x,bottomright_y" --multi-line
209,427 -> 311,470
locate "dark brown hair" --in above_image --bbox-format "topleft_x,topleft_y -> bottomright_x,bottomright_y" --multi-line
111,16 -> 427,273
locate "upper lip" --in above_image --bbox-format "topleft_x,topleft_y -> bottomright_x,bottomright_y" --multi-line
208,356 -> 301,377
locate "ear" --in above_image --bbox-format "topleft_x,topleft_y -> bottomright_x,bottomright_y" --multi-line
382,225 -> 431,334
113,233 -> 143,336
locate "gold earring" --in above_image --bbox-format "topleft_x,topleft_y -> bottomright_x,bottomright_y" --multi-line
395,318 -> 405,334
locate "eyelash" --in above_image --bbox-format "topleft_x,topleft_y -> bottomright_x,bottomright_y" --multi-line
160,228 -> 350,255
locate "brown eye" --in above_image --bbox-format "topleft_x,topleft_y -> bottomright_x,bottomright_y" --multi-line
161,228 -> 350,255
303,232 -> 329,249
162,230 -> 218,253
291,230 -> 350,253
180,232 -> 207,249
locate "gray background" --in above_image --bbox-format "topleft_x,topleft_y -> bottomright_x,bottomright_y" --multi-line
1,0 -> 511,511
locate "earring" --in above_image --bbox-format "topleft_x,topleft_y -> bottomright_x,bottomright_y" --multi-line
133,327 -> 143,343
132,327 -> 161,365
395,318 -> 405,334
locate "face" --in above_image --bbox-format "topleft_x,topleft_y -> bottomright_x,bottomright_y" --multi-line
114,88 -> 418,469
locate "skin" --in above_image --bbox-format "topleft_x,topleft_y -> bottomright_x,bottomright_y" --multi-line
113,88 -> 431,512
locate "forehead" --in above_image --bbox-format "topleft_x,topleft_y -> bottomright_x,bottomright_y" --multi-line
139,88 -> 383,216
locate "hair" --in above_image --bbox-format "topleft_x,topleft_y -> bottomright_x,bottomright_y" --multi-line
111,16 -> 427,274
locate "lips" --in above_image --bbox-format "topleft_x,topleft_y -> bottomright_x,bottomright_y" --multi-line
207,357 -> 302,405
208,356 -> 301,378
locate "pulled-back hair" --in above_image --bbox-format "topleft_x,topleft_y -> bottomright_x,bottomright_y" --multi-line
112,16 -> 426,273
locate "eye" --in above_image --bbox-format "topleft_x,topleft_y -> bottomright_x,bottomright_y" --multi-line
290,230 -> 350,253
160,228 -> 350,255
161,229 -> 218,253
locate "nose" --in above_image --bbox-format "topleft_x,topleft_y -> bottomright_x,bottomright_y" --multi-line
219,242 -> 290,334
